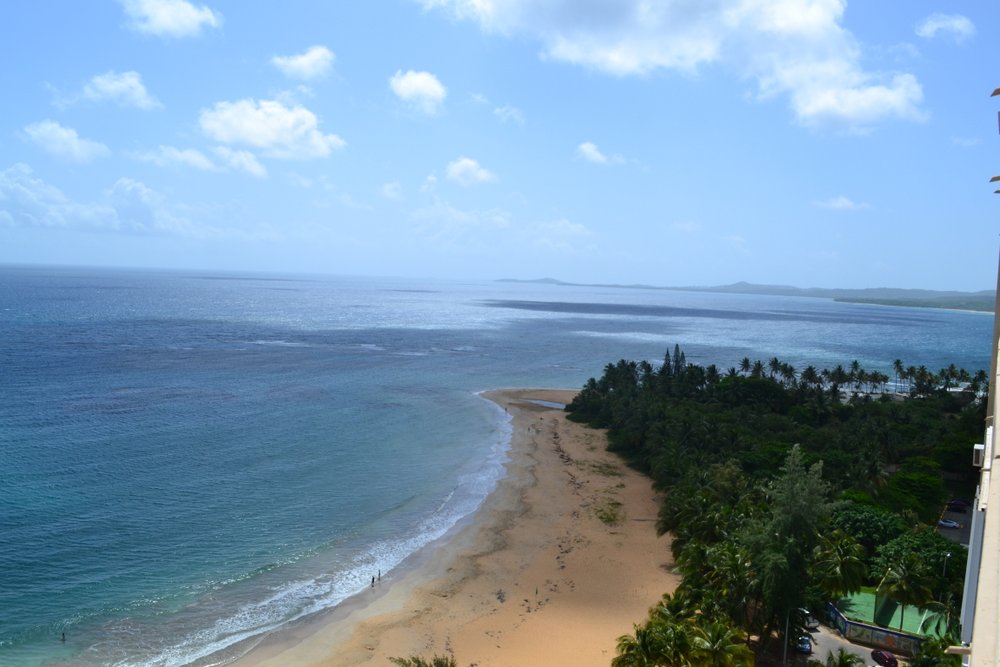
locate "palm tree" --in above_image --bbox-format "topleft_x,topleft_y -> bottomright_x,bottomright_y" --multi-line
740,357 -> 751,376
849,360 -> 862,389
892,359 -> 904,393
800,365 -> 819,388
812,530 -> 867,600
826,647 -> 864,667
689,620 -> 754,667
878,555 -> 935,632
613,622 -> 671,667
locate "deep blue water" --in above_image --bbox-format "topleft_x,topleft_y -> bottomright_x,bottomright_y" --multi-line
0,266 -> 993,666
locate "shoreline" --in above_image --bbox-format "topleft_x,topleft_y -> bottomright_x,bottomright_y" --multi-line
230,388 -> 678,667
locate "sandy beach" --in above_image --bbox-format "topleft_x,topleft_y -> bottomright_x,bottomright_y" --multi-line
233,388 -> 678,667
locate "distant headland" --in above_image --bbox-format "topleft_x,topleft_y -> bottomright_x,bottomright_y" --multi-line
497,278 -> 996,313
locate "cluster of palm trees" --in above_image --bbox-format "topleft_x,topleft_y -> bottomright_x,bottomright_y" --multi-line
730,356 -> 987,398
613,591 -> 753,667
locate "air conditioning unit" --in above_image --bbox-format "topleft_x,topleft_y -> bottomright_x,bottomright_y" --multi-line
974,443 -> 985,467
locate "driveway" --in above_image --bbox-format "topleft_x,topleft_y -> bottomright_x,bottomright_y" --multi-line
791,623 -> 874,666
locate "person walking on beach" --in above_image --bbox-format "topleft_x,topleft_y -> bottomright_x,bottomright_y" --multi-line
371,576 -> 375,587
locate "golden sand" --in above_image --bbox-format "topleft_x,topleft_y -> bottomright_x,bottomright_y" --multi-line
234,389 -> 678,667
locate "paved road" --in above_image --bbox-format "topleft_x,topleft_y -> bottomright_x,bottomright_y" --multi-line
791,623 -> 877,666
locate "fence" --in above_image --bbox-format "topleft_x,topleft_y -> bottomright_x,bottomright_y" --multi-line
826,602 -> 923,656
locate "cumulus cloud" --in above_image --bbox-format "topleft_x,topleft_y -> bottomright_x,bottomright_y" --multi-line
23,120 -> 110,162
0,163 -> 270,238
105,177 -> 205,234
410,200 -> 593,255
446,157 -> 496,185
212,147 -> 267,178
814,195 -> 869,210
136,145 -> 217,170
0,163 -> 113,229
272,45 -> 335,80
119,0 -> 221,37
577,141 -> 607,164
199,98 -> 345,159
493,104 -> 525,124
82,70 -> 160,109
531,218 -> 592,252
381,181 -> 403,199
576,141 -> 622,164
0,163 -> 187,234
134,144 -> 266,178
411,201 -> 511,251
420,0 -> 926,129
389,70 -> 447,114
916,13 -> 975,42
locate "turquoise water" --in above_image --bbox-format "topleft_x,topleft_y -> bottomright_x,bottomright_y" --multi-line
0,266 -> 992,666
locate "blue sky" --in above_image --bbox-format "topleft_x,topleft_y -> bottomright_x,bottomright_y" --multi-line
1,1 -> 998,290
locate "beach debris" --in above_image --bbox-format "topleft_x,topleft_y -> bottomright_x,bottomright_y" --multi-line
495,589 -> 506,603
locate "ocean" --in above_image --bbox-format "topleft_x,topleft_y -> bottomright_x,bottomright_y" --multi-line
0,266 -> 993,666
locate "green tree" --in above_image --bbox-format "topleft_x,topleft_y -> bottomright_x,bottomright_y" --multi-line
830,503 -> 906,558
689,620 -> 754,667
878,553 -> 935,631
812,530 -> 867,600
907,637 -> 961,667
872,528 -> 964,595
826,647 -> 864,667
613,622 -> 676,667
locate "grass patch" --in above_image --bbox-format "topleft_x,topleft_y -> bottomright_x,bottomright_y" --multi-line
594,497 -> 624,525
580,460 -> 623,477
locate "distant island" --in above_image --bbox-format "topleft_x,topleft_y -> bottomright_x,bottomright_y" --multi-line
498,278 -> 996,313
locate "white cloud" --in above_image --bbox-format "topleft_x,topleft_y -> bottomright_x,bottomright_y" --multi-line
577,141 -> 607,164
83,70 -> 160,109
0,163 -> 271,239
106,177 -> 204,234
134,145 -> 266,178
952,137 -> 980,148
446,157 -> 496,185
493,104 -> 525,124
0,163 -> 114,228
814,195 -> 869,210
576,141 -> 622,164
411,201 -> 511,249
389,70 -> 447,114
119,0 -> 221,37
421,0 -> 926,129
381,181 -> 403,200
23,120 -> 110,162
531,218 -> 592,252
212,147 -> 267,178
272,45 -> 335,80
916,13 -> 975,42
199,98 -> 345,159
421,174 -> 438,192
137,145 -> 217,170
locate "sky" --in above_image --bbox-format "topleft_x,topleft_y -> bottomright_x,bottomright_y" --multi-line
1,1 -> 999,290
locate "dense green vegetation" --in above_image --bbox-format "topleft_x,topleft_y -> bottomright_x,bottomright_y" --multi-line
567,346 -> 983,665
